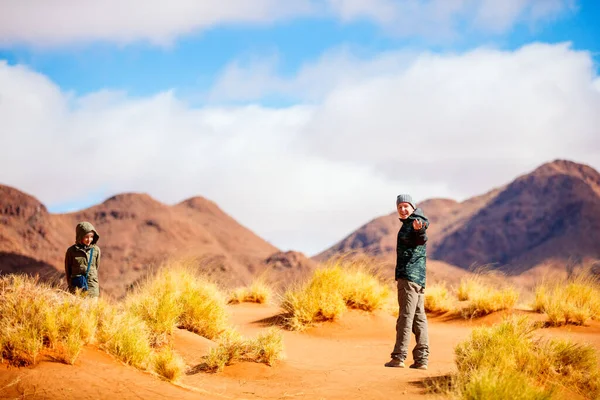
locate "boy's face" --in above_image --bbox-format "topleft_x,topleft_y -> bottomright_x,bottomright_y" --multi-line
80,232 -> 94,246
397,202 -> 415,220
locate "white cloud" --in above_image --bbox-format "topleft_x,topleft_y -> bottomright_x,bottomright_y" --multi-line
0,0 -> 315,47
474,0 -> 576,32
0,0 -> 576,46
1,42 -> 599,255
323,0 -> 576,38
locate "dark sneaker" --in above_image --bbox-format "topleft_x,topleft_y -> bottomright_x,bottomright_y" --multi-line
384,359 -> 405,368
409,363 -> 428,370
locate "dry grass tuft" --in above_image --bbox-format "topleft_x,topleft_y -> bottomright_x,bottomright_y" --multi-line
0,275 -> 98,366
203,328 -> 284,372
153,346 -> 186,382
532,271 -> 600,326
434,316 -> 600,399
424,282 -> 454,314
457,275 -> 519,318
281,260 -> 389,330
228,278 -> 273,305
126,261 -> 229,342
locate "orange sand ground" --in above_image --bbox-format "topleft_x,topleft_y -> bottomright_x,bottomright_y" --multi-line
1,304 -> 599,400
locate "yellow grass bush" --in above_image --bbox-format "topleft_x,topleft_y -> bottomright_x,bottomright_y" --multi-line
0,273 -> 186,379
247,327 -> 285,366
424,282 -> 454,314
448,316 -> 600,399
457,276 -> 519,318
126,273 -> 183,346
203,328 -> 284,372
126,263 -> 229,341
228,278 -> 273,305
0,275 -> 98,366
533,272 -> 600,326
178,278 -> 229,340
457,276 -> 483,301
281,261 -> 389,330
203,329 -> 244,372
153,346 -> 186,382
460,369 -> 554,400
96,307 -> 153,369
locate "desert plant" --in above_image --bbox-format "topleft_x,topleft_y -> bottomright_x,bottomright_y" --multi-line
0,275 -> 99,366
203,328 -> 285,372
126,262 -> 229,341
424,282 -> 454,314
97,307 -> 153,369
446,316 -> 600,399
228,278 -> 273,305
153,346 -> 186,382
126,272 -> 183,346
532,272 -> 600,326
456,275 -> 518,318
246,327 -> 284,366
460,369 -> 554,400
281,261 -> 389,330
178,277 -> 229,339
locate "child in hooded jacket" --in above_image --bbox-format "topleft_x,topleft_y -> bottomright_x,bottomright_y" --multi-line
64,221 -> 101,297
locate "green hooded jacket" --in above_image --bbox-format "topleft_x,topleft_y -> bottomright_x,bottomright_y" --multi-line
395,208 -> 429,288
64,221 -> 101,297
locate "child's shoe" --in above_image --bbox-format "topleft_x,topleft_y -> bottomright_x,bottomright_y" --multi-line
384,358 -> 405,368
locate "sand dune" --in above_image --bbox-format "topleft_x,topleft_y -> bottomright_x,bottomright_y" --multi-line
3,302 -> 598,399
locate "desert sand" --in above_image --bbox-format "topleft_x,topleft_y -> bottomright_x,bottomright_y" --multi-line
2,303 -> 599,400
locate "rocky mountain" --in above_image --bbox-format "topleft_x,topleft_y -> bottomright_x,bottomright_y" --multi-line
0,187 -> 315,298
317,160 -> 600,275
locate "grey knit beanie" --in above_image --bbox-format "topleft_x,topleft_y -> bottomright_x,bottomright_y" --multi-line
396,194 -> 415,209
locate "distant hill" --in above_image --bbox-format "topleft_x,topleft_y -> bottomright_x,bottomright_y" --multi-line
317,160 -> 600,275
0,187 -> 315,298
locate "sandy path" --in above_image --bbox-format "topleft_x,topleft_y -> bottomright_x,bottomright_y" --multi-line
180,304 -> 474,400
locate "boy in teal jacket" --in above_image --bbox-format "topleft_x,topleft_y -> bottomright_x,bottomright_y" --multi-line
385,194 -> 429,370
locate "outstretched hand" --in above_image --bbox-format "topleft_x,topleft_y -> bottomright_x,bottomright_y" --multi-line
412,219 -> 426,230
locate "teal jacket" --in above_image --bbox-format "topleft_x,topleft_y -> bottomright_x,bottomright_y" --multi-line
395,208 -> 429,288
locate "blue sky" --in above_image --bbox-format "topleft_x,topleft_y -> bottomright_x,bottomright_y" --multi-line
2,1 -> 598,99
1,0 -> 599,254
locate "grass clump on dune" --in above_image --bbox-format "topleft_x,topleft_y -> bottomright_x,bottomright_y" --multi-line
532,271 -> 600,326
153,346 -> 186,382
203,327 -> 284,372
424,282 -> 454,314
433,316 -> 600,399
0,275 -> 97,366
228,278 -> 273,305
96,306 -> 154,369
126,262 -> 229,343
0,261 -> 284,380
457,275 -> 519,318
281,260 -> 390,331
0,274 -> 157,370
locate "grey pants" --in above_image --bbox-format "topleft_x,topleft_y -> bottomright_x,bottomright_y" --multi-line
391,279 -> 429,364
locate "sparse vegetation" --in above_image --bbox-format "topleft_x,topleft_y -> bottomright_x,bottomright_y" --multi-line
533,271 -> 600,326
0,261 -> 282,380
228,278 -> 273,305
126,263 -> 229,342
153,346 -> 186,382
203,327 -> 284,372
424,282 -> 454,314
96,307 -> 153,369
0,275 -> 97,366
457,275 -> 519,318
431,316 -> 600,399
281,261 -> 390,330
